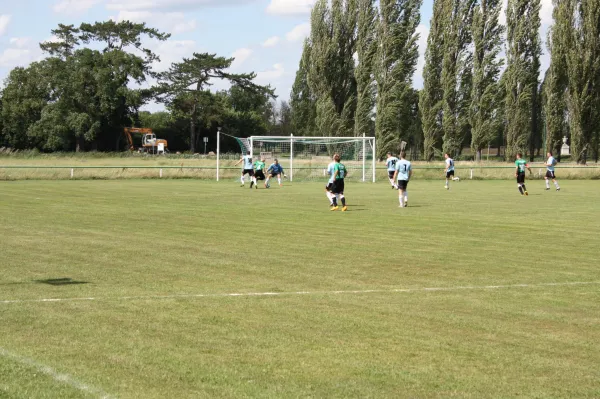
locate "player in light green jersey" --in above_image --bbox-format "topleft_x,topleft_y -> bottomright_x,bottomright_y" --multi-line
253,158 -> 266,189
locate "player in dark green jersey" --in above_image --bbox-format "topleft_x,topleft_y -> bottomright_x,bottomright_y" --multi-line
515,153 -> 532,195
330,154 -> 348,212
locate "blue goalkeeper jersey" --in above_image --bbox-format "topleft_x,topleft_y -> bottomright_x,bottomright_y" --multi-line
268,163 -> 284,174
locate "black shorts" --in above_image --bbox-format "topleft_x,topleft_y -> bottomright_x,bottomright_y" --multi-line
255,170 -> 265,180
243,169 -> 254,177
516,172 -> 525,184
268,172 -> 281,178
545,170 -> 556,179
446,170 -> 455,178
331,180 -> 345,194
397,180 -> 409,190
325,182 -> 333,192
388,171 -> 395,179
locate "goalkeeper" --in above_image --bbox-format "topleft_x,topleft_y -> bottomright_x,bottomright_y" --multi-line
265,159 -> 286,187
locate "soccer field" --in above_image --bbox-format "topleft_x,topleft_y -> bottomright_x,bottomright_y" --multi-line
1,180 -> 599,398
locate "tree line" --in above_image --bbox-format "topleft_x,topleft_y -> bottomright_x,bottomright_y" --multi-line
290,0 -> 600,163
0,21 -> 291,154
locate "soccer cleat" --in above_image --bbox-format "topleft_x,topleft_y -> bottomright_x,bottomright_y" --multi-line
545,188 -> 550,190
330,206 -> 339,211
445,185 -> 449,190
556,188 -> 560,191
525,191 -> 529,196
405,202 -> 408,207
250,181 -> 254,189
342,206 -> 348,212
255,183 -> 258,189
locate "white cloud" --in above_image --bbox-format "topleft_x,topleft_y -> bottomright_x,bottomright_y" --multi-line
114,10 -> 197,34
105,0 -> 252,11
53,0 -> 101,15
540,0 -> 553,26
230,48 -> 253,69
413,24 -> 429,89
0,48 -> 33,68
266,0 -> 315,16
262,36 -> 280,48
255,63 -> 285,85
9,37 -> 31,48
285,23 -> 310,42
148,39 -> 197,71
0,14 -> 11,37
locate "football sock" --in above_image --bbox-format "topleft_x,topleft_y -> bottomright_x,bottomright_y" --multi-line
340,195 -> 346,206
546,180 -> 550,189
265,177 -> 270,185
389,178 -> 395,186
278,177 -> 282,185
522,184 -> 527,192
554,181 -> 560,189
241,175 -> 245,185
326,192 -> 334,205
404,191 -> 408,202
332,196 -> 338,206
445,179 -> 449,187
518,185 -> 523,194
399,194 -> 404,207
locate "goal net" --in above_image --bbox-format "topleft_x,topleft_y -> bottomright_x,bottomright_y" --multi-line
217,135 -> 376,182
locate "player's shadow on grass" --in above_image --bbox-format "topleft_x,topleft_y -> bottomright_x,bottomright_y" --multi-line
34,278 -> 89,286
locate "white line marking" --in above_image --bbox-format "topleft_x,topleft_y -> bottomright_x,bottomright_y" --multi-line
0,347 -> 113,399
0,281 -> 598,305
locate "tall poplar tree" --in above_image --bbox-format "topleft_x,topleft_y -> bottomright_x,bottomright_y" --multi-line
375,0 -> 422,158
354,0 -> 378,137
504,0 -> 541,160
441,0 -> 475,156
290,40 -> 317,136
420,0 -> 447,160
561,0 -> 600,164
307,0 -> 358,138
544,0 -> 568,158
470,0 -> 505,161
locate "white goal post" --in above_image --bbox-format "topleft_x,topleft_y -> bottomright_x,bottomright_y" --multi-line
216,133 -> 376,182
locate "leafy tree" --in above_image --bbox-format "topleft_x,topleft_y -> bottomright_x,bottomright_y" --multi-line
1,63 -> 52,149
355,0 -> 378,138
420,0 -> 447,160
290,40 -> 317,136
375,0 -> 422,158
441,0 -> 475,156
558,0 -> 600,163
504,0 -> 541,160
307,0 -> 358,138
157,53 -> 274,152
470,0 -> 505,161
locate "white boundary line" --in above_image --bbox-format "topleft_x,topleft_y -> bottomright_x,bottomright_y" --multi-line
1,281 -> 598,305
0,347 -> 113,399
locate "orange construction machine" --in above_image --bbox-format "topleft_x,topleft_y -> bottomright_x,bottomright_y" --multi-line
124,128 -> 168,153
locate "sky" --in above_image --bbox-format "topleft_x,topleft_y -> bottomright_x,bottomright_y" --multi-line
0,0 -> 554,112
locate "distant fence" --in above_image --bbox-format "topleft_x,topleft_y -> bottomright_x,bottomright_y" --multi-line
0,165 -> 599,181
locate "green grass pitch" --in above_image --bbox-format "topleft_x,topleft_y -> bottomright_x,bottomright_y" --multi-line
1,180 -> 599,398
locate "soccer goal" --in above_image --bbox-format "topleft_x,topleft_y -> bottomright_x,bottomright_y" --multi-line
216,134 -> 376,182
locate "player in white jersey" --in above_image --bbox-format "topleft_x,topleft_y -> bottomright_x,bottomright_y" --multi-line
325,156 -> 337,207
444,153 -> 460,189
385,152 -> 399,189
544,151 -> 561,191
234,151 -> 256,188
392,151 -> 412,208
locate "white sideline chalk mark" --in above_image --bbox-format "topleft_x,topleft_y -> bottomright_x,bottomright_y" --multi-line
0,347 -> 113,399
0,281 -> 598,305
